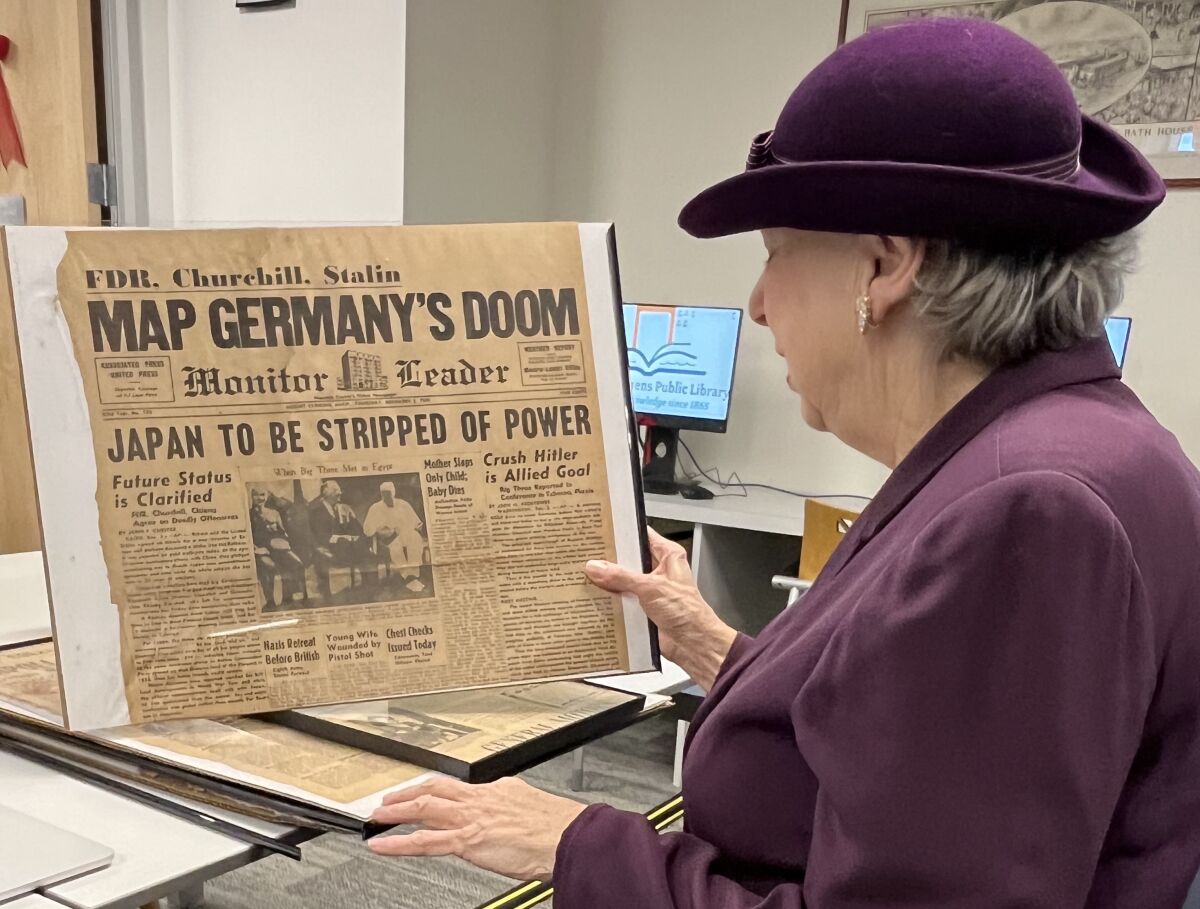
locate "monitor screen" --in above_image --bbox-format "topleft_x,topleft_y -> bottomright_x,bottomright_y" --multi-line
1105,316 -> 1131,368
622,303 -> 743,432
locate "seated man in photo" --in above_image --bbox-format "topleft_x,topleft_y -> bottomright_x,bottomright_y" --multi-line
362,480 -> 428,592
249,487 -> 305,608
307,480 -> 369,598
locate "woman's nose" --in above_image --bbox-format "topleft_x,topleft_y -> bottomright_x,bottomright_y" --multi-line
748,276 -> 768,326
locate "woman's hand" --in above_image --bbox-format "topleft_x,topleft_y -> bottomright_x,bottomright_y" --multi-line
368,776 -> 586,881
585,527 -> 737,691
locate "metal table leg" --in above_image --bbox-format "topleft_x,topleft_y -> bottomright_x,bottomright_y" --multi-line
570,747 -> 586,792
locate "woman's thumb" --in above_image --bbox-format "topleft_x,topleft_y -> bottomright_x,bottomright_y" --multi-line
584,559 -> 640,594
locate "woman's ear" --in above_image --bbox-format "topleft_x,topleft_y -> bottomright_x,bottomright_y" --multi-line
865,235 -> 925,323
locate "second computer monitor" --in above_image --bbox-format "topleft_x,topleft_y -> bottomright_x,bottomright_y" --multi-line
622,303 -> 743,432
1105,316 -> 1131,369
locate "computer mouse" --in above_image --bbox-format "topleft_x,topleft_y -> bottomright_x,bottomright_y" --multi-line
679,484 -> 714,500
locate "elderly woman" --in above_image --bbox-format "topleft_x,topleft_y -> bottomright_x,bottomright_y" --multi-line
368,18 -> 1200,906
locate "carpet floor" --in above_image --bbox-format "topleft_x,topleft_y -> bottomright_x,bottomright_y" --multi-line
202,713 -> 682,909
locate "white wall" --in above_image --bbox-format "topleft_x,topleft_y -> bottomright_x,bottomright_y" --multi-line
1120,193 -> 1200,464
113,1 -> 1200,490
405,1 -> 1200,496
127,0 -> 407,227
550,0 -> 891,496
404,0 -> 555,225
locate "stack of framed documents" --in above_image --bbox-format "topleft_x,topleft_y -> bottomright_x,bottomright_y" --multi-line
0,221 -> 666,834
0,641 -> 431,834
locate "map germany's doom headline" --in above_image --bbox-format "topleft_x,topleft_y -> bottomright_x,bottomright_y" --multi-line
86,288 -> 581,351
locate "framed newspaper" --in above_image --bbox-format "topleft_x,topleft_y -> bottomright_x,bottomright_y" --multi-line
0,642 -> 434,834
3,222 -> 656,730
839,0 -> 1200,186
268,680 -> 651,783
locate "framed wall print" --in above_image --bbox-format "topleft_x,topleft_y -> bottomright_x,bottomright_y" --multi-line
839,0 -> 1200,187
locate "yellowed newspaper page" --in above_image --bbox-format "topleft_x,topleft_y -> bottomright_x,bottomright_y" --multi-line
0,642 -> 428,815
7,222 -> 650,729
124,717 -> 425,805
0,641 -> 64,720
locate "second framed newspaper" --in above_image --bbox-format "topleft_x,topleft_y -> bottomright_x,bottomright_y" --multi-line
4,222 -> 655,731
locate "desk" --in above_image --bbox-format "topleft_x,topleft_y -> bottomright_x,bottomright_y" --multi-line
648,488 -> 797,535
645,488 -> 864,536
0,552 -> 309,908
644,488 -> 864,636
585,491 -> 842,700
6,896 -> 65,909
0,551 -> 51,648
0,750 -> 304,909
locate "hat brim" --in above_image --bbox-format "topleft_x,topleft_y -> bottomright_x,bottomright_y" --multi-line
677,116 -> 1164,248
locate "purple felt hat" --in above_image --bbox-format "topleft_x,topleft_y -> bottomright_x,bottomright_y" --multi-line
678,18 -> 1165,248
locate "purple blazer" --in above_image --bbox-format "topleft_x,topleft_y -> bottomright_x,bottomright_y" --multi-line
556,338 -> 1200,907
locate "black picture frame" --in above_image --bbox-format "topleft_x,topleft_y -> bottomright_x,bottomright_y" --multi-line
265,683 -> 651,783
837,0 -> 1200,188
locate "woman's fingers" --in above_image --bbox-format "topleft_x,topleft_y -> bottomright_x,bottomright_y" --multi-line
381,776 -> 470,806
371,794 -> 468,829
369,777 -> 587,879
647,529 -> 692,577
646,527 -> 684,559
584,558 -> 694,613
368,828 -> 465,857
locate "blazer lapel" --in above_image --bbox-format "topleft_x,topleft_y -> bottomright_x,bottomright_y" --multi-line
820,338 -> 1120,582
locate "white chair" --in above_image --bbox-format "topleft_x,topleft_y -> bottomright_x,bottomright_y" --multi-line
771,575 -> 812,607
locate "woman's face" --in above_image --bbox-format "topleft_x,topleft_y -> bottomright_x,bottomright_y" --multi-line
749,229 -> 868,433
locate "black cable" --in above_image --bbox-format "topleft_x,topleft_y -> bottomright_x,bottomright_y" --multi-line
676,436 -> 872,502
0,732 -> 303,860
671,436 -> 747,496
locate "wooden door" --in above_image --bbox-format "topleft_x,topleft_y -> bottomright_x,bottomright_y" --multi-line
0,0 -> 100,224
0,0 -> 101,554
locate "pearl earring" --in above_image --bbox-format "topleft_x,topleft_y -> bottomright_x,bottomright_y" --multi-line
856,294 -> 877,334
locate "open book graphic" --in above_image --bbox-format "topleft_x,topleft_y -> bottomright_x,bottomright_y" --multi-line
626,343 -> 704,378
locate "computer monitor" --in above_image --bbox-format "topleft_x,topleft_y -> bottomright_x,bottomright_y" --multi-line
1105,316 -> 1131,368
622,302 -> 743,495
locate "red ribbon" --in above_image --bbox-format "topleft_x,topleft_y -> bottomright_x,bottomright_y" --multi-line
0,35 -> 27,169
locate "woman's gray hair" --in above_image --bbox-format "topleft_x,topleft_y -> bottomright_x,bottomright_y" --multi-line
910,232 -> 1137,367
